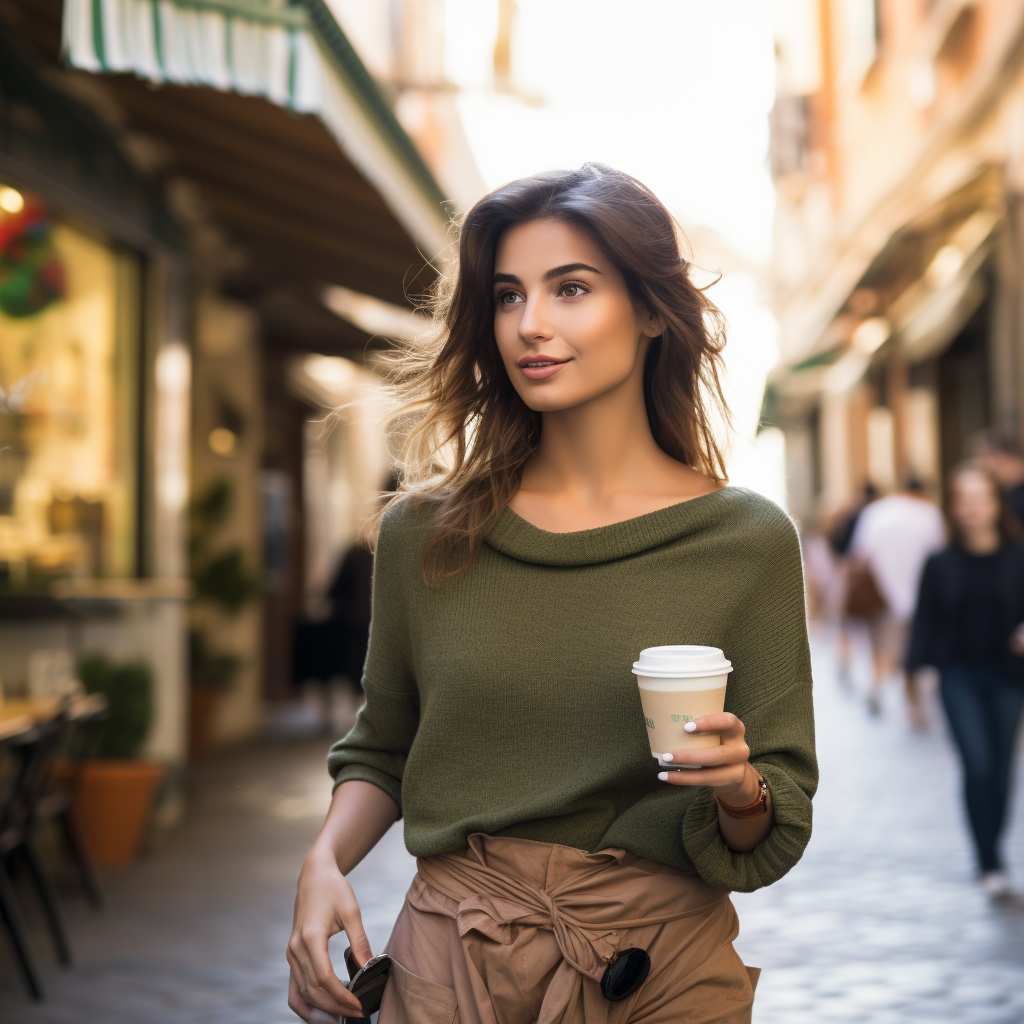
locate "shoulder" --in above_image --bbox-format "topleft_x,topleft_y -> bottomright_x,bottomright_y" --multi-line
855,496 -> 907,531
716,487 -> 798,536
379,493 -> 437,534
916,499 -> 946,528
375,495 -> 437,564
714,487 -> 801,557
1002,542 -> 1024,564
892,495 -> 942,523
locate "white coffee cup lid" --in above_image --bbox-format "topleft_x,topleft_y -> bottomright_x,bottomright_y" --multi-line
632,645 -> 733,678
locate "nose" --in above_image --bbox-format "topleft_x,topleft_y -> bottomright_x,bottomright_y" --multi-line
517,294 -> 554,344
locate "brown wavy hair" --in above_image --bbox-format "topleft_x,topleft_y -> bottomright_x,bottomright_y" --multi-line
375,163 -> 730,586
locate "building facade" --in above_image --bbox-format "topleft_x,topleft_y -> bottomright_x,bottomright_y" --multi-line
0,0 -> 455,793
769,0 -> 1024,526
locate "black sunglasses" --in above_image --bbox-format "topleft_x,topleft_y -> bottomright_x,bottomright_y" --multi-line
601,947 -> 651,1002
341,947 -> 392,1023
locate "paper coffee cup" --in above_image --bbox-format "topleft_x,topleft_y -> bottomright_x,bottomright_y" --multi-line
632,645 -> 732,769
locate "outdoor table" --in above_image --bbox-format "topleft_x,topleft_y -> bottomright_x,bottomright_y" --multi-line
0,699 -> 63,728
0,716 -> 33,741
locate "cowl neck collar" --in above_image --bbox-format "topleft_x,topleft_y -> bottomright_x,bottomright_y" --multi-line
484,486 -> 741,567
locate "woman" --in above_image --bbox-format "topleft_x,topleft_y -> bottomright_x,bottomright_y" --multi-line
907,463 -> 1024,899
287,165 -> 817,1023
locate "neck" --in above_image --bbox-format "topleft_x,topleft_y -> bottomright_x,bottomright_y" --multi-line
526,376 -> 666,503
962,527 -> 1000,555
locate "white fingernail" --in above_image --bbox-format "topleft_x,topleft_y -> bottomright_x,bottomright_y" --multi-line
662,753 -> 674,762
684,721 -> 697,733
657,772 -> 669,782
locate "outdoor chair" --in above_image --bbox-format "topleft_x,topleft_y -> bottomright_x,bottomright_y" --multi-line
32,693 -> 108,910
0,717 -> 75,998
0,719 -> 48,1000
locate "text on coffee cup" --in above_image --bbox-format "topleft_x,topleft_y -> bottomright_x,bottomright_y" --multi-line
644,713 -> 696,730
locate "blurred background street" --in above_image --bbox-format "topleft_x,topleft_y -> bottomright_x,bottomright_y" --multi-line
2,627 -> 1024,1023
5,0 -> 1024,1019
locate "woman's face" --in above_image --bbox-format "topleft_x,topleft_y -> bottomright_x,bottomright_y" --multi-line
952,469 -> 1001,537
492,218 -> 659,413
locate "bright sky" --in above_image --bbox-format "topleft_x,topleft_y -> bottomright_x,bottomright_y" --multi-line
445,0 -> 785,503
445,0 -> 777,264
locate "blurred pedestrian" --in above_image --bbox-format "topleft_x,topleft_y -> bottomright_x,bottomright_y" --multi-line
828,483 -> 878,686
324,541 -> 374,688
829,484 -> 878,560
802,520 -> 837,623
906,463 -> 1024,899
848,479 -> 945,724
975,429 -> 1024,529
288,165 -> 816,1023
292,479 -> 395,732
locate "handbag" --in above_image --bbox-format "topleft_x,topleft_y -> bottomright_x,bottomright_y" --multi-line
844,563 -> 886,620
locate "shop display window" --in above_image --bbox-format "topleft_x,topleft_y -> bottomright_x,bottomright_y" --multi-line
0,183 -> 141,590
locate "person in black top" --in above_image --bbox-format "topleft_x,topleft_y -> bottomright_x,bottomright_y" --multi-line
907,463 -> 1024,899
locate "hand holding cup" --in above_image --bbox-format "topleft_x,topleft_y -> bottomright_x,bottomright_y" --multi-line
657,711 -> 762,807
632,645 -> 762,808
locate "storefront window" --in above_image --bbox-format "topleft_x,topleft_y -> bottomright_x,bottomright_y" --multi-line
0,183 -> 140,590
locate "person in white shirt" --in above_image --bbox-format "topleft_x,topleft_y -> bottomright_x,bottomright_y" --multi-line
850,479 -> 946,725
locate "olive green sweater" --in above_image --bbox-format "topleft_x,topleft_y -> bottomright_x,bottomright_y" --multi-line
328,487 -> 816,893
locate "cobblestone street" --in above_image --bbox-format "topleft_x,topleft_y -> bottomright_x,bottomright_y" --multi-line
2,628 -> 1024,1022
736,626 -> 1024,1022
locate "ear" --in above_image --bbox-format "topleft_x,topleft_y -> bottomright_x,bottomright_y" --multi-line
641,310 -> 665,338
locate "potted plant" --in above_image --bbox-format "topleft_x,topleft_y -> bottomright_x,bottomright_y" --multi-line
74,655 -> 163,866
188,479 -> 261,756
188,630 -> 242,756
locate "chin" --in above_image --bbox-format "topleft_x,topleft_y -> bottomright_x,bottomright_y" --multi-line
516,385 -> 593,413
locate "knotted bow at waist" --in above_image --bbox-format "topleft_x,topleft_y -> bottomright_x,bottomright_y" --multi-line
408,833 -> 728,1023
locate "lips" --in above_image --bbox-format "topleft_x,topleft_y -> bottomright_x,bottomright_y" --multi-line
517,355 -> 572,381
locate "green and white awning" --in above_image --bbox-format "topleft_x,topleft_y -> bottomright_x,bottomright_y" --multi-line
61,0 -> 448,254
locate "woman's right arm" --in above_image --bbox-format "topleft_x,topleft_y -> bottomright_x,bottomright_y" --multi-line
287,780 -> 401,1021
288,507 -> 419,1020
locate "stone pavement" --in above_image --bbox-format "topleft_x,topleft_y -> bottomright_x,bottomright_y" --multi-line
733,625 -> 1024,1023
1,628 -> 1023,1022
0,735 -> 415,1023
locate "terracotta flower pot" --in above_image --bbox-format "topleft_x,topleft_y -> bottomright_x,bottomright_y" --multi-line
73,760 -> 165,866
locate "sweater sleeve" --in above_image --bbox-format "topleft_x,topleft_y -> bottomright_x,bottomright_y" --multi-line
681,509 -> 817,892
326,504 -> 421,812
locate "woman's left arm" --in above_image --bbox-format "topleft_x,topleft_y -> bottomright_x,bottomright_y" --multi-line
659,713 -> 773,853
667,506 -> 818,893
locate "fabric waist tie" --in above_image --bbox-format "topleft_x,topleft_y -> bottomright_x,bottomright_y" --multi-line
409,833 -> 730,1024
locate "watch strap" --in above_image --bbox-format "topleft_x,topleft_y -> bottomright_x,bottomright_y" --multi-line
716,773 -> 770,819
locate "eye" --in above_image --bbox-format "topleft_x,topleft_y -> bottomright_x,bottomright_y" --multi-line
496,289 -> 523,305
559,280 -> 589,298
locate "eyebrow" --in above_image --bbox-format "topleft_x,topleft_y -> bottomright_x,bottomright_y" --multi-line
493,263 -> 602,286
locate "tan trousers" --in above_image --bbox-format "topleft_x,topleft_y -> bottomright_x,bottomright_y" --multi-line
380,834 -> 758,1024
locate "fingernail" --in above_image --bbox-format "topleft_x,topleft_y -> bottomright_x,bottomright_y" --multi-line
657,772 -> 669,782
661,752 -> 674,762
684,721 -> 697,733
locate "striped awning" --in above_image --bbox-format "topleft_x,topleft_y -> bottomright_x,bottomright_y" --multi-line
61,0 -> 448,254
